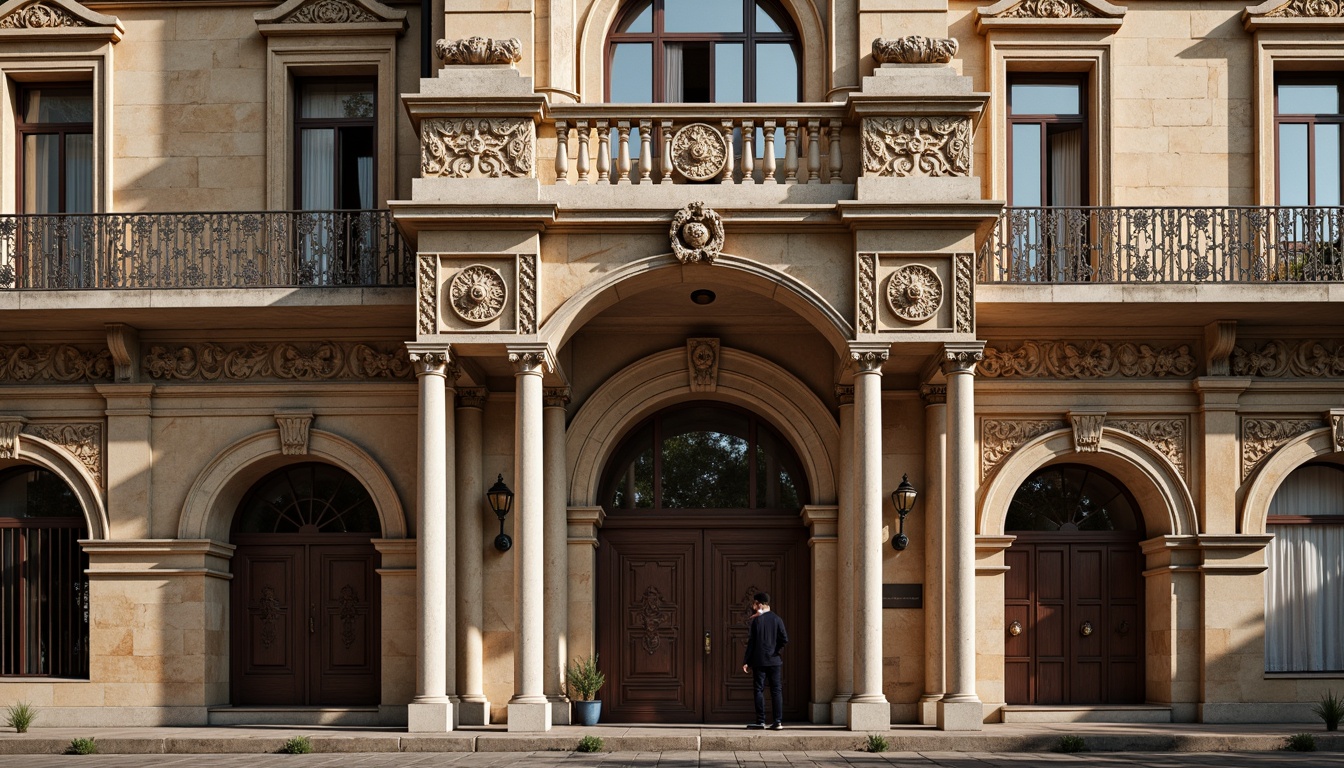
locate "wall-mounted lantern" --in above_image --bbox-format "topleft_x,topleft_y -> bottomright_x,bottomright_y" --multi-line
890,474 -> 918,551
487,474 -> 514,552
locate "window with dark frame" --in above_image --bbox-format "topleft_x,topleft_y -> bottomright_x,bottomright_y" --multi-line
1007,76 -> 1088,208
294,78 -> 376,211
1275,74 -> 1343,207
16,84 -> 94,215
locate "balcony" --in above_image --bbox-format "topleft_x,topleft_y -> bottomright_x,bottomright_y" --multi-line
979,206 -> 1344,284
0,210 -> 414,291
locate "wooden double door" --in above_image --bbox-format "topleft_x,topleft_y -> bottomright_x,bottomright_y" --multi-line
1004,533 -> 1143,705
597,521 -> 810,723
231,536 -> 380,706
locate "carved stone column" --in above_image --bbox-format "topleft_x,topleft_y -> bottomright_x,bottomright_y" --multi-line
455,387 -> 490,725
848,343 -> 890,731
831,385 -> 855,726
508,347 -> 551,731
408,349 -> 454,732
543,387 -> 571,724
938,343 -> 984,731
919,383 -> 947,725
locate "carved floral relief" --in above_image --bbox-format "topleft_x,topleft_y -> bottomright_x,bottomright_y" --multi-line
282,0 -> 377,23
1109,419 -> 1187,478
275,413 -> 313,456
143,342 -> 413,381
518,254 -> 537,334
448,265 -> 507,324
858,253 -> 877,334
0,1 -> 87,28
671,123 -> 729,181
422,118 -> 534,179
872,35 -> 959,64
954,253 -> 974,333
886,264 -> 943,322
636,586 -> 674,655
27,423 -> 102,486
418,255 -> 437,336
0,344 -> 113,383
687,338 -> 720,392
1231,340 -> 1344,377
669,202 -> 724,264
863,117 -> 971,177
1241,418 -> 1325,480
981,419 -> 1066,478
434,36 -> 522,65
1070,412 -> 1106,453
979,340 -> 1197,379
1001,0 -> 1098,17
1266,0 -> 1344,16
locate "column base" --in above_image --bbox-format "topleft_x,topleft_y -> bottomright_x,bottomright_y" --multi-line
457,698 -> 490,726
548,695 -> 572,725
846,699 -> 889,731
809,701 -> 831,724
507,701 -> 552,732
937,698 -> 983,731
918,694 -> 943,726
407,701 -> 454,733
830,694 -> 851,726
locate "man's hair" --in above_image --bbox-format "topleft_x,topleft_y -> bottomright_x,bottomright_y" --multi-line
753,592 -> 771,605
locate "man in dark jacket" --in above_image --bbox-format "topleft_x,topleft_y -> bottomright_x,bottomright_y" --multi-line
741,591 -> 788,729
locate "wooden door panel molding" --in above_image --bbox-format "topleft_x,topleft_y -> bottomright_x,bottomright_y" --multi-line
231,546 -> 304,705
312,547 -> 380,705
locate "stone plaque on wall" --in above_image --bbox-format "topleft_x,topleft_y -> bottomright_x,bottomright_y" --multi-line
882,583 -> 923,609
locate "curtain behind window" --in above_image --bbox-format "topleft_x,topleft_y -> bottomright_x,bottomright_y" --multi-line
1049,128 -> 1083,279
664,43 -> 684,102
1265,465 -> 1344,672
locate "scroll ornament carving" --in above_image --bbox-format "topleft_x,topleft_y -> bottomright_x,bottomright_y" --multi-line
979,341 -> 1197,379
687,338 -> 720,393
518,254 -> 537,334
0,2 -> 87,28
1230,340 -> 1344,377
858,254 -> 877,334
955,253 -> 974,333
0,418 -> 24,459
1001,0 -> 1098,17
259,586 -> 281,649
275,413 -> 313,457
448,265 -> 507,324
434,36 -> 522,65
671,123 -> 729,181
1110,419 -> 1187,477
144,342 -> 413,381
637,586 -> 674,655
27,424 -> 102,486
982,419 -> 1066,477
417,255 -> 437,336
0,344 -> 113,383
872,35 -> 959,64
862,117 -> 971,177
1266,0 -> 1344,16
338,584 -> 359,649
1241,418 -> 1325,480
283,0 -> 377,23
886,264 -> 943,322
669,202 -> 725,265
422,118 -> 534,179
1070,412 -> 1106,453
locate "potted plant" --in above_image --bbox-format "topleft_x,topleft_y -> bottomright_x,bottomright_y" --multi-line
566,654 -> 606,726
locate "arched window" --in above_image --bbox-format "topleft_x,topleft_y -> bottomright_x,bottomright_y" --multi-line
0,466 -> 89,678
600,403 -> 808,510
1265,463 -> 1344,673
233,462 -> 380,535
1005,464 -> 1141,533
607,0 -> 800,103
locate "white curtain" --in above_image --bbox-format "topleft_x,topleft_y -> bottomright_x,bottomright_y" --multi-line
664,43 -> 684,102
299,128 -> 335,283
1049,128 -> 1083,279
1264,465 -> 1344,672
64,133 -> 94,213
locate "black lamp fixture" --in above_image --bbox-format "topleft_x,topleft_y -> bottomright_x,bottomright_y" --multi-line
690,289 -> 716,305
890,474 -> 918,551
487,474 -> 514,552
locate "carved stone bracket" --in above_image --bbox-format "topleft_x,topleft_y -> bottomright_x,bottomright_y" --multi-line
1231,339 -> 1344,377
1110,418 -> 1187,478
435,36 -> 522,65
886,264 -> 943,322
1069,412 -> 1106,453
862,116 -> 971,177
421,117 -> 534,179
0,417 -> 26,459
143,342 -> 413,381
979,340 -> 1197,379
1205,320 -> 1237,376
26,423 -> 103,486
981,419 -> 1066,478
1241,417 -> 1325,480
0,344 -> 113,384
687,338 -> 720,393
106,323 -> 141,384
275,411 -> 314,456
872,35 -> 959,64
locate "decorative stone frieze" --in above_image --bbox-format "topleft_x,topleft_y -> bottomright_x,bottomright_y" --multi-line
417,255 -> 437,336
282,0 -> 376,23
457,387 -> 487,409
1002,0 -> 1097,17
954,253 -> 974,334
857,253 -> 877,334
1265,0 -> 1344,16
975,0 -> 1125,31
518,254 -> 537,334
862,117 -> 971,177
434,36 -> 522,65
27,423 -> 102,486
1070,412 -> 1106,453
1110,418 -> 1187,477
886,264 -> 943,322
669,202 -> 724,264
448,265 -> 508,325
687,338 -> 720,393
0,1 -> 84,27
1241,417 -> 1325,480
1230,340 -> 1344,377
981,419 -> 1066,477
0,344 -> 113,384
671,123 -> 729,181
143,342 -> 413,381
872,35 -> 959,64
979,340 -> 1197,379
275,411 -> 313,456
421,118 -> 534,179
0,417 -> 25,459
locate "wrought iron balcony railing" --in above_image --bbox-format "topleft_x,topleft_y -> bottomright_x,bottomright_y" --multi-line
0,210 -> 414,290
979,206 -> 1344,284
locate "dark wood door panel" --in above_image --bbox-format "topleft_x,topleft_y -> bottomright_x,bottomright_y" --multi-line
232,546 -> 304,705
311,546 -> 379,705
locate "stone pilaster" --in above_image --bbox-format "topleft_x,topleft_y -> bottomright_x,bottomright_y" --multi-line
543,387 -> 571,724
95,384 -> 155,539
455,387 -> 490,725
831,385 -> 855,725
919,383 -> 947,725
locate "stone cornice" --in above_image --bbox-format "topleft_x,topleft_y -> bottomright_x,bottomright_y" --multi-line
254,0 -> 406,35
1244,0 -> 1344,29
975,0 -> 1126,32
0,0 -> 123,41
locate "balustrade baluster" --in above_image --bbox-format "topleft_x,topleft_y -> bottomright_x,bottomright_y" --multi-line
741,120 -> 756,185
597,120 -> 611,183
806,120 -> 822,184
555,120 -> 569,185
720,120 -> 735,184
617,122 -> 632,184
660,119 -> 674,184
828,119 -> 843,184
763,120 -> 777,184
576,120 -> 591,184
639,119 -> 653,184
784,121 -> 799,184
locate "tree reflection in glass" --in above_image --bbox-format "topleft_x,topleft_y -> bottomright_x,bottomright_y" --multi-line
1005,464 -> 1139,533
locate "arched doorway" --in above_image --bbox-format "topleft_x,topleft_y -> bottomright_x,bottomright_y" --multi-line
0,466 -> 88,678
1003,464 -> 1144,705
596,402 -> 811,723
230,462 -> 381,705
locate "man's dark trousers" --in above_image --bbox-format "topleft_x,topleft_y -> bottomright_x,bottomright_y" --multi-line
753,665 -> 783,725
743,609 -> 788,725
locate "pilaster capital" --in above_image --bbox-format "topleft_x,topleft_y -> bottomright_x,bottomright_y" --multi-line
457,387 -> 488,409
543,387 -> 571,408
407,347 -> 452,378
940,342 -> 986,375
1330,408 -> 1344,452
0,416 -> 27,460
835,384 -> 855,406
507,344 -> 551,375
848,342 -> 890,373
919,383 -> 947,405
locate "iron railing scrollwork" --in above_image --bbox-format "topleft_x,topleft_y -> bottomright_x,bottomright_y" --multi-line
978,206 -> 1344,284
0,210 -> 413,290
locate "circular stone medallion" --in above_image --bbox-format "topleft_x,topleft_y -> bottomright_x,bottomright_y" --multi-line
671,123 -> 729,182
449,265 -> 508,324
886,264 -> 943,322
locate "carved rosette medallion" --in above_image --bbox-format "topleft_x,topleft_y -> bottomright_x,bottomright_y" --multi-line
1267,0 -> 1344,16
338,584 -> 358,649
1241,418 -> 1325,480
283,0 -> 377,23
669,202 -> 725,264
0,2 -> 87,28
422,118 -> 534,178
979,341 -> 1197,379
434,36 -> 523,65
862,116 -> 971,177
1110,419 -> 1187,478
1002,0 -> 1098,17
886,264 -> 943,322
448,265 -> 507,324
872,35 -> 959,64
981,419 -> 1066,478
670,123 -> 729,181
687,338 -> 720,393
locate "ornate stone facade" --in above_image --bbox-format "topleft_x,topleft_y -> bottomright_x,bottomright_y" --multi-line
669,202 -> 724,264
871,35 -> 958,64
981,419 -> 1066,477
0,344 -> 113,383
143,342 -> 413,381
670,123 -> 729,181
1241,417 -> 1325,480
686,338 -> 720,392
421,118 -> 534,178
886,264 -> 943,322
1230,340 -> 1344,377
862,117 -> 971,177
0,1 -> 86,28
979,341 -> 1197,379
434,36 -> 522,65
1001,0 -> 1098,17
1069,412 -> 1106,453
449,265 -> 508,324
282,0 -> 377,23
1110,418 -> 1188,477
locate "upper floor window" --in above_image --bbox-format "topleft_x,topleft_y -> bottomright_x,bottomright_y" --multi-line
1276,75 -> 1342,207
1008,77 -> 1086,207
607,0 -> 800,103
295,79 -> 375,210
17,85 -> 93,215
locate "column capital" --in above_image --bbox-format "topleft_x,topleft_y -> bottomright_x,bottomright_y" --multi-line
920,383 -> 947,405
835,384 -> 855,406
543,387 -> 571,408
409,347 -> 453,378
849,342 -> 890,373
457,387 -> 487,409
507,344 -> 552,375
940,342 -> 985,375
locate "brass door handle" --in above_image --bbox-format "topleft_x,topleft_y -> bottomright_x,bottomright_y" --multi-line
1079,621 -> 1093,637
1008,620 -> 1023,637
310,605 -> 316,635
704,630 -> 711,655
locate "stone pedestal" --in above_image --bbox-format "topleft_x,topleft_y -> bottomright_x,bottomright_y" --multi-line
408,701 -> 454,733
847,701 -> 891,731
936,699 -> 983,731
507,701 -> 552,732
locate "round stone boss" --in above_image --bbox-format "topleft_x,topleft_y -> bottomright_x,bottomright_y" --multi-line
449,264 -> 508,324
671,123 -> 729,182
886,263 -> 943,322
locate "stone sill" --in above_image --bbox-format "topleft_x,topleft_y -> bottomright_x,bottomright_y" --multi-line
1265,672 -> 1344,679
